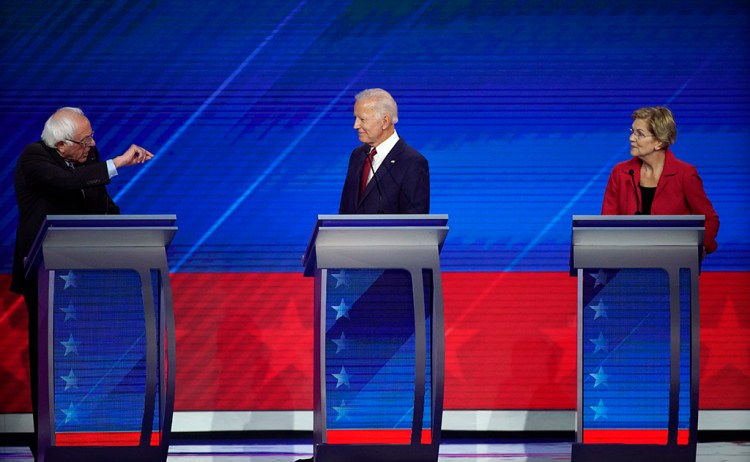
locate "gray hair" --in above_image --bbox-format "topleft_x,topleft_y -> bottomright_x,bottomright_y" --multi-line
41,107 -> 85,148
355,88 -> 398,124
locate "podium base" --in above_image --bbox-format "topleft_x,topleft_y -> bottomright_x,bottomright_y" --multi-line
572,442 -> 696,462
314,443 -> 439,462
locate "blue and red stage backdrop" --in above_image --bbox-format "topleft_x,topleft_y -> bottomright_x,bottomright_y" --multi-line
1,1 -> 748,419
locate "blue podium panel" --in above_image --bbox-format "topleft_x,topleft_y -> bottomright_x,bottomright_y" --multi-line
581,268 -> 671,442
322,268 -> 432,444
575,266 -> 697,461
51,269 -> 161,445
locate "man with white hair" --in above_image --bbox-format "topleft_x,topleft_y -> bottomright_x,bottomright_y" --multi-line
296,90 -> 431,462
338,88 -> 430,214
10,107 -> 153,460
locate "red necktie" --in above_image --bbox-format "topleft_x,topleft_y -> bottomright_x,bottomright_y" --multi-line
359,148 -> 376,199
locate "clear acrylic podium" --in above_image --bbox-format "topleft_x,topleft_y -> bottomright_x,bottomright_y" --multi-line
24,215 -> 177,462
570,215 -> 704,462
302,214 -> 449,462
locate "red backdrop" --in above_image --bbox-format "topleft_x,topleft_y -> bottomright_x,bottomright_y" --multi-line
1,271 -> 748,414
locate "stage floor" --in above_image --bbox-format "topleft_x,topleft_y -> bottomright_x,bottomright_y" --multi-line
1,441 -> 748,461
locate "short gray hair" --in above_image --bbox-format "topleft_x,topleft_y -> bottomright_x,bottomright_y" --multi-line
355,88 -> 398,124
41,107 -> 85,148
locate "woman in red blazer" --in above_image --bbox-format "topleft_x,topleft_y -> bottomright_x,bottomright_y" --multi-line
602,106 -> 719,256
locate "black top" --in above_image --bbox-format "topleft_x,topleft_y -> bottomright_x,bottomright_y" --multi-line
639,185 -> 656,215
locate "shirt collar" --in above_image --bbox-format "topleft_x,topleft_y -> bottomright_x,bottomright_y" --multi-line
372,130 -> 399,157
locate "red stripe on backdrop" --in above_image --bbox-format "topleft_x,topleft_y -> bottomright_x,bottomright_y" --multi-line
325,429 -> 433,444
55,431 -> 161,446
1,272 -> 749,413
582,429 -> 690,445
326,429 -> 424,444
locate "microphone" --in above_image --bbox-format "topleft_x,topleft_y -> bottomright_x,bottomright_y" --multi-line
364,149 -> 385,213
628,169 -> 642,215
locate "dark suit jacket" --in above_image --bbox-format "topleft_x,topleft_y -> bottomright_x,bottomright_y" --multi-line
11,141 -> 120,294
601,149 -> 719,253
338,138 -> 430,214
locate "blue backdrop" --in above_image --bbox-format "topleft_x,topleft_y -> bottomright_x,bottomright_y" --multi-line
1,0 -> 748,275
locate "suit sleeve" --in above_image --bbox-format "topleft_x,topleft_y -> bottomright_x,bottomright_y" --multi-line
399,154 -> 430,214
19,145 -> 111,194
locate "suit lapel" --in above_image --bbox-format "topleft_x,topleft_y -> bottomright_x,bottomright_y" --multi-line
358,139 -> 404,204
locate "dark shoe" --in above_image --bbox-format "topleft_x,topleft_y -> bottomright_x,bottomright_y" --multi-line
295,458 -> 313,462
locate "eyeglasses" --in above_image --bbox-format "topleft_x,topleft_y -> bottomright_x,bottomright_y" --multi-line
629,128 -> 653,140
66,131 -> 95,148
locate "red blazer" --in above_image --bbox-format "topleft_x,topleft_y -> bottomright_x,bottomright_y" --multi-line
601,149 -> 719,253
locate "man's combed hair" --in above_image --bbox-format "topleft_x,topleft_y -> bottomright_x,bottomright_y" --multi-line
355,88 -> 398,124
41,107 -> 85,148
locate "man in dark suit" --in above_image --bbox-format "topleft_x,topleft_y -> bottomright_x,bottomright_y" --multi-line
10,107 -> 153,460
297,90 -> 430,462
338,88 -> 430,214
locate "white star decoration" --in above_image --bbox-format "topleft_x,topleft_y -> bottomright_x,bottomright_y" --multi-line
591,399 -> 608,420
589,366 -> 609,388
61,303 -> 77,322
62,402 -> 78,424
332,332 -> 347,354
590,270 -> 608,288
331,270 -> 349,288
61,334 -> 80,356
59,271 -> 77,290
61,370 -> 79,390
332,400 -> 350,421
589,332 -> 608,353
589,300 -> 608,320
332,366 -> 351,388
331,299 -> 351,320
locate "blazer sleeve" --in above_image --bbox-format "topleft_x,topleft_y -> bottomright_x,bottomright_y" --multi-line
601,168 -> 621,215
683,166 -> 720,253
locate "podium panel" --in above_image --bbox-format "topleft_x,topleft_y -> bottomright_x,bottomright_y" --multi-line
26,215 -> 177,462
570,216 -> 702,462
304,215 -> 448,462
50,269 -> 161,445
321,268 -> 433,443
